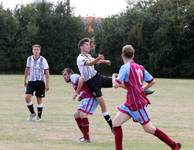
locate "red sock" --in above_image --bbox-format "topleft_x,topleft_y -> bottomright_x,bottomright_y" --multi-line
82,118 -> 90,140
154,128 -> 176,148
75,118 -> 83,133
114,126 -> 123,150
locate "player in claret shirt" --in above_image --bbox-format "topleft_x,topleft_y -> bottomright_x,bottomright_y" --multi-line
62,68 -> 99,143
112,45 -> 181,150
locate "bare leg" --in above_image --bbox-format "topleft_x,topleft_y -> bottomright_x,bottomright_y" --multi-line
142,121 -> 156,135
96,96 -> 107,113
96,96 -> 112,129
112,111 -> 131,127
25,94 -> 35,114
25,94 -> 32,103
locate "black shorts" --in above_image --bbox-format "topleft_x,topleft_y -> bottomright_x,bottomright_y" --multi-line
86,73 -> 112,97
26,81 -> 45,97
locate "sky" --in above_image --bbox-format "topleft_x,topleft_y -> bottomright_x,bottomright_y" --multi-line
0,0 -> 128,17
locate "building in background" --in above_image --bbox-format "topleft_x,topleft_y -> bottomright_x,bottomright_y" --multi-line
81,16 -> 104,33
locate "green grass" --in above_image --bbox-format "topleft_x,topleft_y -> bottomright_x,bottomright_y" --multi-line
0,75 -> 193,150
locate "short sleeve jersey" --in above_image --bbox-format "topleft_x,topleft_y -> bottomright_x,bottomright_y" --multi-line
70,74 -> 92,99
26,56 -> 49,81
77,54 -> 97,81
116,60 -> 154,110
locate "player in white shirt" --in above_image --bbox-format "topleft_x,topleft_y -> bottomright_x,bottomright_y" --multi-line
24,44 -> 49,121
76,37 -> 113,132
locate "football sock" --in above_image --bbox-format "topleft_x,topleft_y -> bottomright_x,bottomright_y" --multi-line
37,103 -> 43,118
103,112 -> 112,128
154,128 -> 176,148
82,118 -> 90,140
27,102 -> 35,114
114,126 -> 123,150
75,117 -> 83,133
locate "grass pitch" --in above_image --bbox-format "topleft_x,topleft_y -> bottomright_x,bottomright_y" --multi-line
0,75 -> 193,150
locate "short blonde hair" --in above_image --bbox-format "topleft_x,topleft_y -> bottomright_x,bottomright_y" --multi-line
122,45 -> 135,59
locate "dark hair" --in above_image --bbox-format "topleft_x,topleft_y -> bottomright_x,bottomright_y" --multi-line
62,68 -> 74,75
32,44 -> 41,50
78,37 -> 90,49
122,45 -> 135,59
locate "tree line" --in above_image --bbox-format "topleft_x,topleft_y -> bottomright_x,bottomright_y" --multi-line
94,0 -> 194,78
0,0 -> 194,78
0,1 -> 86,74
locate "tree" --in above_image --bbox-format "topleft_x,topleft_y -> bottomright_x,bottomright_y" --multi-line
94,0 -> 194,78
0,8 -> 18,73
0,1 -> 85,74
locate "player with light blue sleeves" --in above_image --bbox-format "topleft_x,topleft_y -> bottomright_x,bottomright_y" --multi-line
62,68 -> 98,143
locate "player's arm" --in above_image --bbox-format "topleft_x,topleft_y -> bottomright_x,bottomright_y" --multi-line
112,74 -> 126,89
112,73 -> 126,89
75,77 -> 84,94
98,60 -> 111,65
24,57 -> 30,87
143,79 -> 155,90
143,69 -> 155,90
85,55 -> 104,66
73,77 -> 84,100
44,69 -> 50,91
24,67 -> 29,87
113,64 -> 129,89
74,94 -> 82,102
96,54 -> 111,65
43,58 -> 49,91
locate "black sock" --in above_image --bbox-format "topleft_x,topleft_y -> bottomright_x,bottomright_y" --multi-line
37,107 -> 43,118
27,104 -> 35,114
104,114 -> 112,128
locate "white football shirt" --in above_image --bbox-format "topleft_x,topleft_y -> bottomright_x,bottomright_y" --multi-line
77,54 -> 97,81
26,56 -> 49,81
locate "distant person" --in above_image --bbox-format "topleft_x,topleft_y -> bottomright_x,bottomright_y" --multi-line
24,44 -> 49,121
62,68 -> 99,143
112,45 -> 181,150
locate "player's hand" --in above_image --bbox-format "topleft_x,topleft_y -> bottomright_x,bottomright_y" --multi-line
73,93 -> 78,100
98,54 -> 105,60
45,84 -> 49,91
113,84 -> 119,89
76,96 -> 82,102
112,73 -> 118,78
105,60 -> 111,65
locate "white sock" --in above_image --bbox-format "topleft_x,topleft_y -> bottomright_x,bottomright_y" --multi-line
37,103 -> 44,108
102,112 -> 109,116
26,101 -> 33,106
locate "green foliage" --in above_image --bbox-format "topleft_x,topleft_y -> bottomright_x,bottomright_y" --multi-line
0,7 -> 18,73
0,1 -> 84,74
94,0 -> 194,78
0,0 -> 194,78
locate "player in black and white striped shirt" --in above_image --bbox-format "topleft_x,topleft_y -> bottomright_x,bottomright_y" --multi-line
24,44 -> 49,121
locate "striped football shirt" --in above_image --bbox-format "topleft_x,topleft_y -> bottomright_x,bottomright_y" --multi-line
77,54 -> 97,81
26,56 -> 49,81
